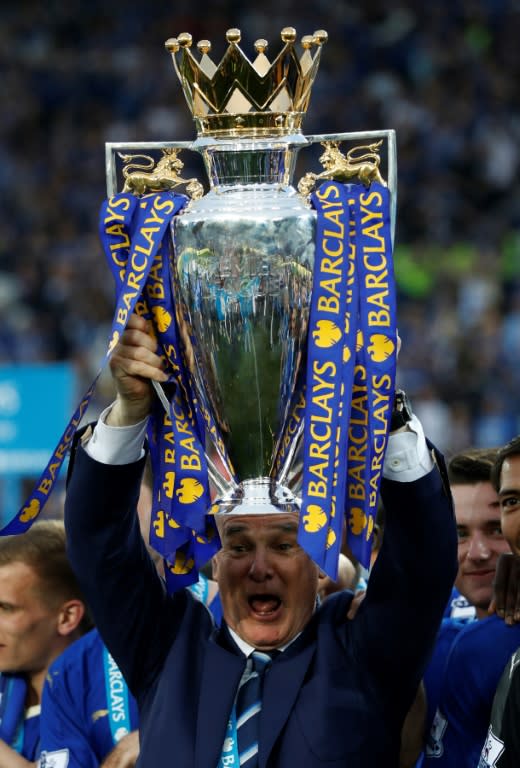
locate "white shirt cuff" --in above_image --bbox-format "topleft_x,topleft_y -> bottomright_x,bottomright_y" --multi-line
382,413 -> 434,482
84,407 -> 433,481
85,405 -> 148,465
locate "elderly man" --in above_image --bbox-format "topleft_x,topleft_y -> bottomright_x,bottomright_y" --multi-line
64,314 -> 457,768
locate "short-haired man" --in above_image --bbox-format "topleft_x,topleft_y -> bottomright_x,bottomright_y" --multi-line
0,520 -> 89,766
64,314 -> 457,767
479,436 -> 520,767
450,449 -> 510,619
423,449 -> 520,767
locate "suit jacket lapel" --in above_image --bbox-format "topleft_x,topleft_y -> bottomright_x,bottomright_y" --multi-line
194,630 -> 245,768
259,641 -> 315,767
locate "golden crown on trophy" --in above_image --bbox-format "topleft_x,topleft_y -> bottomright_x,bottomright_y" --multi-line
165,27 -> 328,138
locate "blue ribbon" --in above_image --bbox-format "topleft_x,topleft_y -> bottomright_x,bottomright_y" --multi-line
322,187 -> 360,577
100,195 -> 213,562
101,193 -> 222,588
299,182 -> 353,571
101,194 -> 225,589
347,183 -> 396,571
187,572 -> 209,604
0,192 -> 216,587
299,181 -> 397,578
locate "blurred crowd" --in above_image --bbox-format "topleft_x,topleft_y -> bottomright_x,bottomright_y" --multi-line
1,0 -> 520,455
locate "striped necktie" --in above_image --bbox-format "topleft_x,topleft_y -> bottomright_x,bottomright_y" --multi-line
235,651 -> 274,767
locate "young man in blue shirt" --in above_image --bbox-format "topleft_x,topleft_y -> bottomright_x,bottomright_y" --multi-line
0,521 -> 89,766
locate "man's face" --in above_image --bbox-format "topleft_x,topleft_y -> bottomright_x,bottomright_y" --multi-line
0,561 -> 61,675
453,482 -> 510,617
497,454 -> 520,555
213,514 -> 319,650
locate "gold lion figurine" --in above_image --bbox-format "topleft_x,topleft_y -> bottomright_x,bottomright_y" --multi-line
298,140 -> 386,196
119,148 -> 204,199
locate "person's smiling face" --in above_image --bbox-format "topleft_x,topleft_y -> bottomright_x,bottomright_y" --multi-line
498,455 -> 520,556
453,482 -> 510,617
213,514 -> 319,650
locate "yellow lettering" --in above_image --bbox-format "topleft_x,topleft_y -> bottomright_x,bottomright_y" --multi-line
348,426 -> 367,445
308,480 -> 327,498
310,423 -> 331,442
309,462 -> 327,482
365,270 -> 388,288
180,453 -> 202,471
316,184 -> 340,201
367,290 -> 389,310
38,478 -> 52,495
324,208 -> 345,235
368,310 -> 390,327
349,483 -> 365,500
323,239 -> 343,258
360,190 -> 383,208
314,360 -> 336,378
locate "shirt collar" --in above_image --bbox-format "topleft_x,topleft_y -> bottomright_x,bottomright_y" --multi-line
227,626 -> 300,657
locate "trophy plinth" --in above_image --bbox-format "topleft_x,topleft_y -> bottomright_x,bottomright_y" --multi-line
216,478 -> 300,517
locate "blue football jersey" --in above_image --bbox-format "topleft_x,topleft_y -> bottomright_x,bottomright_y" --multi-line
40,629 -> 139,768
422,586 -> 477,743
423,617 -> 467,736
423,616 -> 520,767
0,672 -> 40,760
40,575 -> 222,767
442,586 -> 476,622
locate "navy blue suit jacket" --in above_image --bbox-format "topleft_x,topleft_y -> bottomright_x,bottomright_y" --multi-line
65,446 -> 457,767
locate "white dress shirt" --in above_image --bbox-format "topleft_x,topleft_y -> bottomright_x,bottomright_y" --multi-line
86,406 -> 434,483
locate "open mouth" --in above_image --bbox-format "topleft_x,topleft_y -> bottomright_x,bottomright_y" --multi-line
248,594 -> 282,617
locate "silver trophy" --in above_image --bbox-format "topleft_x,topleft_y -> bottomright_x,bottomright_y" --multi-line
105,27 -> 397,521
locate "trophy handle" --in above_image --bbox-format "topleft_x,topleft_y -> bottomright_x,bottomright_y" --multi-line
106,132 -> 396,243
105,141 -> 199,198
302,129 -> 397,246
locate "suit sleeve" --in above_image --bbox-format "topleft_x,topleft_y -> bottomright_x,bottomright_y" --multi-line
350,451 -> 458,716
64,445 -> 186,697
425,618 -> 520,767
